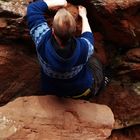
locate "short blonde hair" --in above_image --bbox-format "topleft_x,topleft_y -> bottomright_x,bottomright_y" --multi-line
53,8 -> 76,43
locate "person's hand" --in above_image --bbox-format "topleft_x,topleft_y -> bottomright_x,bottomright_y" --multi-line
54,0 -> 67,7
78,6 -> 87,18
44,0 -> 67,8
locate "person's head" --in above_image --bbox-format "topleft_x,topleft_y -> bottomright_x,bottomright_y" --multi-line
52,8 -> 76,45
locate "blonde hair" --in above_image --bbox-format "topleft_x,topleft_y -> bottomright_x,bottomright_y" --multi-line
53,8 -> 76,44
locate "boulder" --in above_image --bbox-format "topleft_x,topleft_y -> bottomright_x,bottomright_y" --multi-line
0,95 -> 114,140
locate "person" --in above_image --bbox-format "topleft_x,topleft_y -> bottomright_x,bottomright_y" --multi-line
27,0 -> 104,99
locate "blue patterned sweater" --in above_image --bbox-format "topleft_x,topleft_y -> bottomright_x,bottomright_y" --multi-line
27,0 -> 94,96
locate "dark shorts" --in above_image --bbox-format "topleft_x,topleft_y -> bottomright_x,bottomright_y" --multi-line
71,56 -> 104,100
88,56 -> 104,95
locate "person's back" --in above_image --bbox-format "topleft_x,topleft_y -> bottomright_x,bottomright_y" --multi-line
27,0 -> 103,99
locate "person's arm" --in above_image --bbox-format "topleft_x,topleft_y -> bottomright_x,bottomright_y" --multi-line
78,6 -> 94,60
79,6 -> 92,33
27,0 -> 67,47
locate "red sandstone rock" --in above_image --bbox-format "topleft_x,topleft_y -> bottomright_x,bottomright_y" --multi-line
0,0 -> 81,42
91,83 -> 140,129
114,48 -> 140,80
0,44 -> 40,104
0,95 -> 114,140
87,0 -> 140,47
125,48 -> 140,62
0,0 -> 140,47
108,125 -> 140,140
94,32 -> 109,65
117,62 -> 140,80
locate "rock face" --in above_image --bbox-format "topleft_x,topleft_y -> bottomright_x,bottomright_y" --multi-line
0,0 -> 140,47
92,83 -> 140,129
0,0 -> 29,41
0,44 -> 40,104
0,95 -> 114,140
117,48 -> 140,80
88,0 -> 140,47
0,0 -> 81,42
113,48 -> 140,81
108,125 -> 140,140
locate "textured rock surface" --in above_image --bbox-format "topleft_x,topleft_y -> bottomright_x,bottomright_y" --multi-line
94,32 -> 109,65
88,0 -> 140,47
0,0 -> 140,47
0,0 -> 29,41
108,125 -> 140,140
92,82 -> 140,129
0,95 -> 114,140
126,48 -> 140,62
0,0 -> 81,42
0,44 -> 40,104
114,48 -> 140,80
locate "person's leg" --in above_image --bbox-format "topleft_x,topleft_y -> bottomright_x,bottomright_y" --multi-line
88,55 -> 104,95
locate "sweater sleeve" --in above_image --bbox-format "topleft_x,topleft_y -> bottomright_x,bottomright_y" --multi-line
27,0 -> 50,47
80,31 -> 94,60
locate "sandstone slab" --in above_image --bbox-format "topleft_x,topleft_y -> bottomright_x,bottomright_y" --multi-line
0,95 -> 114,140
